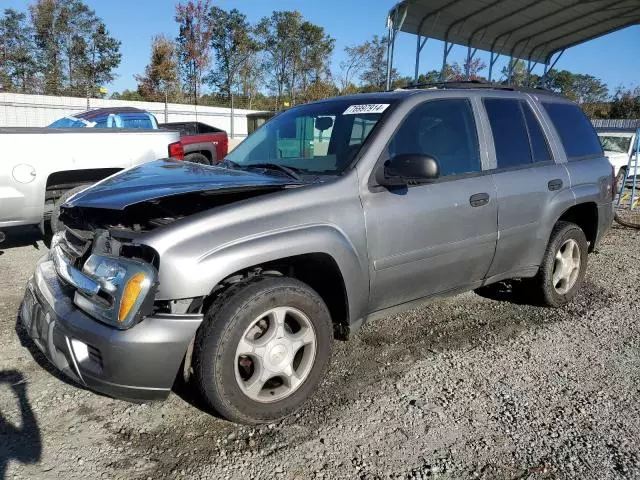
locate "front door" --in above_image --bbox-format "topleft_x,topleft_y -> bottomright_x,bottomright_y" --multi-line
362,98 -> 498,312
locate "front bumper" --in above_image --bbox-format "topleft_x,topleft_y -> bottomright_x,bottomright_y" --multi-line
18,256 -> 203,401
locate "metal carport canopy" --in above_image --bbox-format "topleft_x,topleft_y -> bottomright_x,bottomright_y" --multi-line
388,0 -> 640,65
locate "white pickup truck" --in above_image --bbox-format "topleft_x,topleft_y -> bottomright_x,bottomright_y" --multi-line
0,127 -> 181,240
596,127 -> 638,177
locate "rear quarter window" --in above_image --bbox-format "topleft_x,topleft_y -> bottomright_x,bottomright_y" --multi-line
542,102 -> 603,160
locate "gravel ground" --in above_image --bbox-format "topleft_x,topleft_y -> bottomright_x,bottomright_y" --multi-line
1,225 -> 639,480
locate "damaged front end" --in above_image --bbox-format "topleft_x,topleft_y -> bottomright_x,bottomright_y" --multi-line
18,160 -> 305,400
56,184 -> 289,325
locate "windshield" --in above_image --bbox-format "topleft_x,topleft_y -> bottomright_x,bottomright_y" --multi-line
598,134 -> 633,154
225,99 -> 393,174
48,116 -> 94,128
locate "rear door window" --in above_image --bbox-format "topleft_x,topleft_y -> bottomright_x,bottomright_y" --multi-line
522,103 -> 552,163
542,102 -> 603,160
484,98 -> 532,168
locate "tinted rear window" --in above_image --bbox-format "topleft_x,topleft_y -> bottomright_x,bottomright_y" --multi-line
542,102 -> 602,160
484,98 -> 532,168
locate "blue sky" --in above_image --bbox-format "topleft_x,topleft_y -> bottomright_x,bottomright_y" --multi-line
5,0 -> 640,95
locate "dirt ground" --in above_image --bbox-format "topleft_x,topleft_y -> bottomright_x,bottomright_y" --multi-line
1,225 -> 639,480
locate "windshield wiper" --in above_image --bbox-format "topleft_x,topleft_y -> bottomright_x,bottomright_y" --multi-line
244,163 -> 303,181
220,159 -> 304,181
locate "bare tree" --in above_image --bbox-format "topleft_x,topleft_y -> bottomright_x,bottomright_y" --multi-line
338,44 -> 368,93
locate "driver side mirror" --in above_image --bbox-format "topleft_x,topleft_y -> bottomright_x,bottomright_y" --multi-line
376,154 -> 440,187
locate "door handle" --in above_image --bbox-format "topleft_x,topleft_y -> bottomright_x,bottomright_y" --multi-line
548,179 -> 563,191
469,192 -> 490,207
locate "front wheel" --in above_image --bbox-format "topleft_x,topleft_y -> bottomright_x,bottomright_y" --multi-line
193,276 -> 333,424
531,221 -> 588,307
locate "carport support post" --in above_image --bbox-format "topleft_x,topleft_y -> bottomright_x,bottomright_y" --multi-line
488,51 -> 499,83
440,41 -> 453,82
385,6 -> 405,90
414,35 -> 428,85
465,46 -> 478,80
541,49 -> 565,88
526,60 -> 537,86
385,22 -> 395,90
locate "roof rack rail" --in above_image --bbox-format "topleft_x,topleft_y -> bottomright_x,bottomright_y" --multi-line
392,80 -> 558,96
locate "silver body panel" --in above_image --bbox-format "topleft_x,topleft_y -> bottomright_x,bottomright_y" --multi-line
19,88 -> 615,400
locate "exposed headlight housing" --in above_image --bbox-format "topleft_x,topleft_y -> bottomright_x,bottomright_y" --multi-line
74,254 -> 157,329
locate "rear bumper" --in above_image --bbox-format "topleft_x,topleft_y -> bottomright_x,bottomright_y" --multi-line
18,256 -> 203,401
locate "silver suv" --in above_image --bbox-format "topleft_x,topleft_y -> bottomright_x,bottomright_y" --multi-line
19,85 -> 615,424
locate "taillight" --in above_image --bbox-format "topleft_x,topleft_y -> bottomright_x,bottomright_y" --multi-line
220,136 -> 229,158
168,141 -> 184,160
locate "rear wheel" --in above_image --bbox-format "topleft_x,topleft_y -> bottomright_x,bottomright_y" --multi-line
193,276 -> 333,424
184,153 -> 211,165
531,221 -> 588,307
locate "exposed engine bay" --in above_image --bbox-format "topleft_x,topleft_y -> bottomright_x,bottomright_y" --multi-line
59,186 -> 286,234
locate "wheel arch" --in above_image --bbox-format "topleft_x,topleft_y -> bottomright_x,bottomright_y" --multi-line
154,224 -> 369,335
183,142 -> 216,162
45,168 -> 122,202
556,202 -> 598,252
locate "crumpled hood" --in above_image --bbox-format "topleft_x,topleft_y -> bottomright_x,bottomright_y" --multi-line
66,159 -> 300,210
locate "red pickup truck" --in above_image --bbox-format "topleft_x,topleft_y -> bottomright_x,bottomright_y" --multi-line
159,122 -> 229,165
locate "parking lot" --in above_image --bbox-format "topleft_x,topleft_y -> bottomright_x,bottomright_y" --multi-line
0,225 -> 637,479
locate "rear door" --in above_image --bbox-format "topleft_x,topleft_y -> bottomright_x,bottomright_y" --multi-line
482,96 -> 570,279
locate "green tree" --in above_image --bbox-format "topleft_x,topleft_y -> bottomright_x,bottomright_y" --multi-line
77,22 -> 121,98
136,34 -> 180,102
297,21 -> 334,100
256,10 -> 303,109
544,69 -> 608,116
207,7 -> 259,105
501,59 -> 528,86
175,0 -> 213,104
360,35 -> 392,89
421,66 -> 455,83
451,58 -> 486,81
609,87 -> 640,119
30,0 -> 65,94
0,9 -> 37,92
29,0 -> 120,96
111,89 -> 144,101
238,51 -> 266,109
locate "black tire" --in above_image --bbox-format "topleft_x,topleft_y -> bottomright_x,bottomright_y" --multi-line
193,276 -> 333,424
184,153 -> 211,165
530,221 -> 588,307
50,185 -> 91,235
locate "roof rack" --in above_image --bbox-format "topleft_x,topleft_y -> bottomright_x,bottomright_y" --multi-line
393,80 -> 561,97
